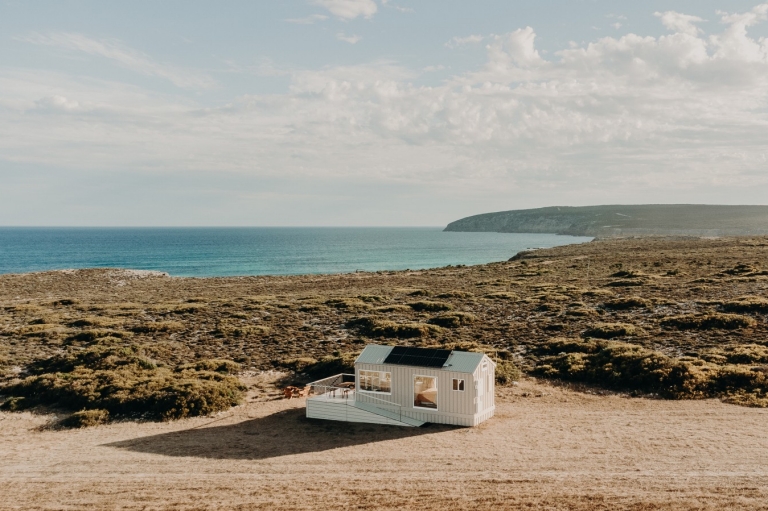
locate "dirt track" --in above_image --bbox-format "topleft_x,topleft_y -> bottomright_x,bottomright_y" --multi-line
2,378 -> 767,510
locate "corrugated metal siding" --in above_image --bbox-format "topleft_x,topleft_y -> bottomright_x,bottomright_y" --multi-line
355,345 -> 394,365
356,362 -> 479,426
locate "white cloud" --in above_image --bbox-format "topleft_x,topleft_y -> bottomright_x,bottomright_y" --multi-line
3,4 -> 768,208
310,0 -> 377,20
612,22 -> 623,30
445,35 -> 484,49
286,14 -> 329,24
655,11 -> 705,36
17,32 -> 215,89
336,32 -> 362,44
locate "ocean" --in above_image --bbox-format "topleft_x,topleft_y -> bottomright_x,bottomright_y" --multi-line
0,227 -> 592,277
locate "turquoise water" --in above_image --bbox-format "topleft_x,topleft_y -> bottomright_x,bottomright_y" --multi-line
0,227 -> 592,277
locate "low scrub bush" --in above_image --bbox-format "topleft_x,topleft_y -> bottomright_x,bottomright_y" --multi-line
408,301 -> 452,312
67,329 -> 133,343
214,324 -> 270,338
132,321 -> 185,333
583,323 -> 644,339
606,280 -> 645,287
611,270 -> 647,279
325,298 -> 370,310
436,291 -> 473,298
60,409 -> 110,428
495,360 -> 521,384
374,304 -> 411,313
661,313 -> 756,330
533,339 -> 706,398
533,338 -> 768,406
565,308 -> 599,318
176,359 -> 241,373
603,296 -> 652,310
357,295 -> 386,303
485,292 -> 518,301
346,317 -> 441,338
69,316 -> 123,328
279,353 -> 358,380
279,357 -> 319,373
721,296 -> 768,313
0,345 -> 244,423
428,312 -> 477,328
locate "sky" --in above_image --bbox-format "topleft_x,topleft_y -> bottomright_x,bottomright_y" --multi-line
1,0 -> 767,226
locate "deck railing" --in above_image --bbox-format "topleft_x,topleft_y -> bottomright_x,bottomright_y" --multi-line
308,373 -> 407,423
308,373 -> 356,398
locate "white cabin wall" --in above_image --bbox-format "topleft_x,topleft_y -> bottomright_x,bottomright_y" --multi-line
356,363 -> 477,424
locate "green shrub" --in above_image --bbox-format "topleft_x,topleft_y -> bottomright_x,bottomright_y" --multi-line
661,313 -> 756,330
0,345 -> 244,423
0,397 -> 29,411
176,359 -> 241,374
495,360 -> 521,384
428,312 -> 477,328
533,339 -> 704,398
408,301 -> 452,312
583,323 -> 644,339
283,353 -> 358,380
346,317 -> 441,338
60,409 -> 110,428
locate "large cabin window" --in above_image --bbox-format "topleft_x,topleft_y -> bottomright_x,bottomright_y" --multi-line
414,375 -> 438,409
358,370 -> 391,393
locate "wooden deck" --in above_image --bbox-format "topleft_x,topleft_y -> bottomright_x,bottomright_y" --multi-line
306,391 -> 425,427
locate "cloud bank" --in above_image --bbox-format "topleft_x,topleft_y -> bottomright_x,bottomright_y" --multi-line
2,4 -> 768,218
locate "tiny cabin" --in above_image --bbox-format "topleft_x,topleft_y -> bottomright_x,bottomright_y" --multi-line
306,344 -> 496,427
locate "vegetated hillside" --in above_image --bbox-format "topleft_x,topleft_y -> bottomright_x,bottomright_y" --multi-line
444,204 -> 768,237
1,236 -> 768,426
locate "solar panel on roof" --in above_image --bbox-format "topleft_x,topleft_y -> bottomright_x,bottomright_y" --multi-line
383,346 -> 451,368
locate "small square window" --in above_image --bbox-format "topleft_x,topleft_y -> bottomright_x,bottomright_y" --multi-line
452,378 -> 465,391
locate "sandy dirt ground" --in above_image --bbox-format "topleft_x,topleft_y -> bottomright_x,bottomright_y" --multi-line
2,378 -> 767,511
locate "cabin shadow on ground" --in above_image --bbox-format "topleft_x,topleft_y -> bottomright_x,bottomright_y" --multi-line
105,407 -> 458,461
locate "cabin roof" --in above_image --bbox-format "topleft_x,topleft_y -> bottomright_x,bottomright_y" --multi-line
355,344 -> 489,373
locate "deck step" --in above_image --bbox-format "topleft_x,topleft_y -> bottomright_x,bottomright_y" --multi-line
353,401 -> 425,427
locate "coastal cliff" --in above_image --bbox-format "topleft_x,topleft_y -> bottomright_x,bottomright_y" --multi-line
444,204 -> 768,237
